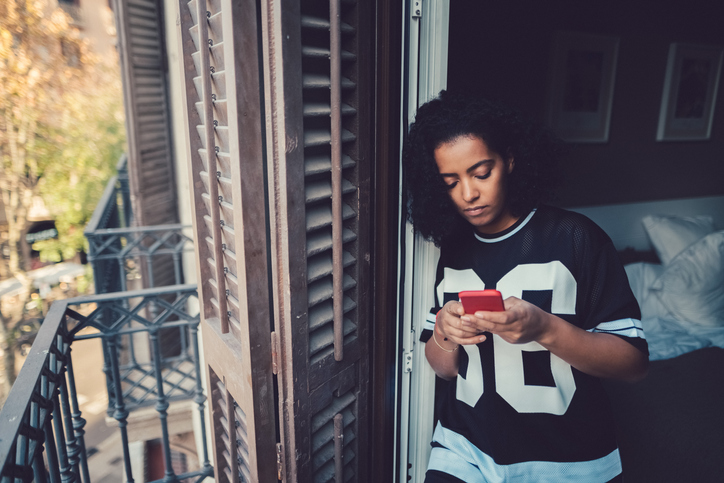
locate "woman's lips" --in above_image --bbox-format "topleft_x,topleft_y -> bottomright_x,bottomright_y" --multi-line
465,206 -> 486,216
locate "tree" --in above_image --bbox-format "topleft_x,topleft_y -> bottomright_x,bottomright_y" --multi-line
0,0 -> 124,406
0,0 -> 119,275
33,61 -> 125,263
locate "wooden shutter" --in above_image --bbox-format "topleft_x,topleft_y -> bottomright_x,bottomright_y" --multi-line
261,0 -> 372,481
114,0 -> 178,228
114,0 -> 180,292
177,0 -> 277,481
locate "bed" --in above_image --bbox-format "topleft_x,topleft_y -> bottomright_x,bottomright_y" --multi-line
573,196 -> 724,482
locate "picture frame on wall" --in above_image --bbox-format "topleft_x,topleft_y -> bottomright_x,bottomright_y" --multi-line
546,32 -> 620,143
657,43 -> 723,141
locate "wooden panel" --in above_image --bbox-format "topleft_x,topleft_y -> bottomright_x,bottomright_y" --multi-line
261,0 -> 372,481
114,0 -> 178,232
114,0 -> 178,290
178,0 -> 277,481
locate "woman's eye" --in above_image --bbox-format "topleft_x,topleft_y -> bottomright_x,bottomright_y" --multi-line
445,181 -> 458,189
476,171 -> 492,180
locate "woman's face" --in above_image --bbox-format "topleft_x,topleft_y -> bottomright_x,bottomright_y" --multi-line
434,135 -> 517,235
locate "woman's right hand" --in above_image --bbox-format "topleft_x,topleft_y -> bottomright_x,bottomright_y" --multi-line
426,300 -> 487,380
437,300 -> 487,346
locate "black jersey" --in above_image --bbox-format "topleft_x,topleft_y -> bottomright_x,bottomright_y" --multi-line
420,205 -> 647,482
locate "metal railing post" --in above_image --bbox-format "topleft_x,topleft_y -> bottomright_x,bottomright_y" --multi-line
116,154 -> 132,228
189,323 -> 212,472
65,351 -> 90,482
149,329 -> 177,481
107,335 -> 136,483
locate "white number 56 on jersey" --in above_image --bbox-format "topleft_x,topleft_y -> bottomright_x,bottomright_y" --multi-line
442,262 -> 577,415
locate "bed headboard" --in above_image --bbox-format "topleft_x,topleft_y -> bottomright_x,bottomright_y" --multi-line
569,195 -> 724,252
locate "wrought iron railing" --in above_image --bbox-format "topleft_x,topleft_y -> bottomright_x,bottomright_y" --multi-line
0,285 -> 213,482
85,224 -> 195,294
85,154 -> 194,297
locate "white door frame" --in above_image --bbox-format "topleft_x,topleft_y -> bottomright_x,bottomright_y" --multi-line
394,1 -> 450,482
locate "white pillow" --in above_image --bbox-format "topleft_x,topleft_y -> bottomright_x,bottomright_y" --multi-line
624,262 -> 671,319
642,214 -> 715,265
650,231 -> 724,327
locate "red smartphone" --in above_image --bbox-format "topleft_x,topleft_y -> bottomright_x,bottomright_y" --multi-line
459,289 -> 505,314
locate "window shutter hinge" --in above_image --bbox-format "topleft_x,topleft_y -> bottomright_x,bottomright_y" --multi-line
276,443 -> 284,480
403,350 -> 413,373
412,0 -> 422,18
403,328 -> 415,373
271,331 -> 280,375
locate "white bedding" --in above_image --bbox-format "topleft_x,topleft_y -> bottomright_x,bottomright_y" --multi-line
626,261 -> 724,361
574,200 -> 724,362
641,316 -> 724,361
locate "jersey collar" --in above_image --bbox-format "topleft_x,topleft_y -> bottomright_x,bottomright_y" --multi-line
474,208 -> 537,243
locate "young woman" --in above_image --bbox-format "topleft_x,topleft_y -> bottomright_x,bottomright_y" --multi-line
403,91 -> 648,482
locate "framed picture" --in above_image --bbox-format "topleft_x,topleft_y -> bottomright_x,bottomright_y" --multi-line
547,32 -> 620,143
657,43 -> 723,141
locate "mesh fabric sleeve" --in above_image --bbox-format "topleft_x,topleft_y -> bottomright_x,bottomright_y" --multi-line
575,225 -> 648,356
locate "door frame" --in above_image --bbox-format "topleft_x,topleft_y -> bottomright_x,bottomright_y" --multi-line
394,1 -> 450,482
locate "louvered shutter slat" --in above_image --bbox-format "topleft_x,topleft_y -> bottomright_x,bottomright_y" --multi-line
300,15 -> 354,34
303,102 -> 356,117
302,46 -> 356,61
305,179 -> 355,204
306,228 -> 357,258
310,393 -> 356,433
309,318 -> 356,358
307,251 -> 355,283
302,73 -> 356,90
304,128 -> 356,148
191,44 -> 225,75
305,155 -> 355,177
306,204 -> 356,232
307,274 -> 356,308
311,413 -> 356,454
308,297 -> 357,331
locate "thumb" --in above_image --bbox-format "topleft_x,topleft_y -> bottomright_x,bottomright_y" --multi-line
453,300 -> 465,316
503,296 -> 520,310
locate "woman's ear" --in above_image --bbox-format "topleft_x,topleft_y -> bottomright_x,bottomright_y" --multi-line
505,148 -> 515,173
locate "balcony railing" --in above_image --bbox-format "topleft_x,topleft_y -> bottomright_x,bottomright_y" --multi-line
0,154 -> 210,481
84,155 -> 194,296
0,286 -> 214,482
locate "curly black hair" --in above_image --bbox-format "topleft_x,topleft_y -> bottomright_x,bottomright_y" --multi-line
402,90 -> 563,246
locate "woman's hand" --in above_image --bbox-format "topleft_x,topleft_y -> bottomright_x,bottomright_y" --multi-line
460,296 -> 552,345
459,296 -> 648,382
437,300 -> 488,346
425,300 -> 487,380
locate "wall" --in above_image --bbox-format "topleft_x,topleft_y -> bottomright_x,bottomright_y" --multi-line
78,0 -> 118,56
162,0 -> 197,289
446,0 -> 724,208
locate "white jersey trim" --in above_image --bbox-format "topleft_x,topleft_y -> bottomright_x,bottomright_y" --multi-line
474,209 -> 537,244
428,423 -> 622,483
423,311 -> 436,334
589,317 -> 646,340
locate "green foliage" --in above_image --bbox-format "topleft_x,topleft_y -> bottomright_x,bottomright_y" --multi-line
0,0 -> 126,268
34,60 -> 126,261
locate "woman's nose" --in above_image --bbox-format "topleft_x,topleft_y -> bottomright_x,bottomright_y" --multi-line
461,180 -> 479,202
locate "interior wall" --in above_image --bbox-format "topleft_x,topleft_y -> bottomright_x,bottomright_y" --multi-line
446,0 -> 724,208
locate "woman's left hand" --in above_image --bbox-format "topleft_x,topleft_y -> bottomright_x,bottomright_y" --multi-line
461,296 -> 553,345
